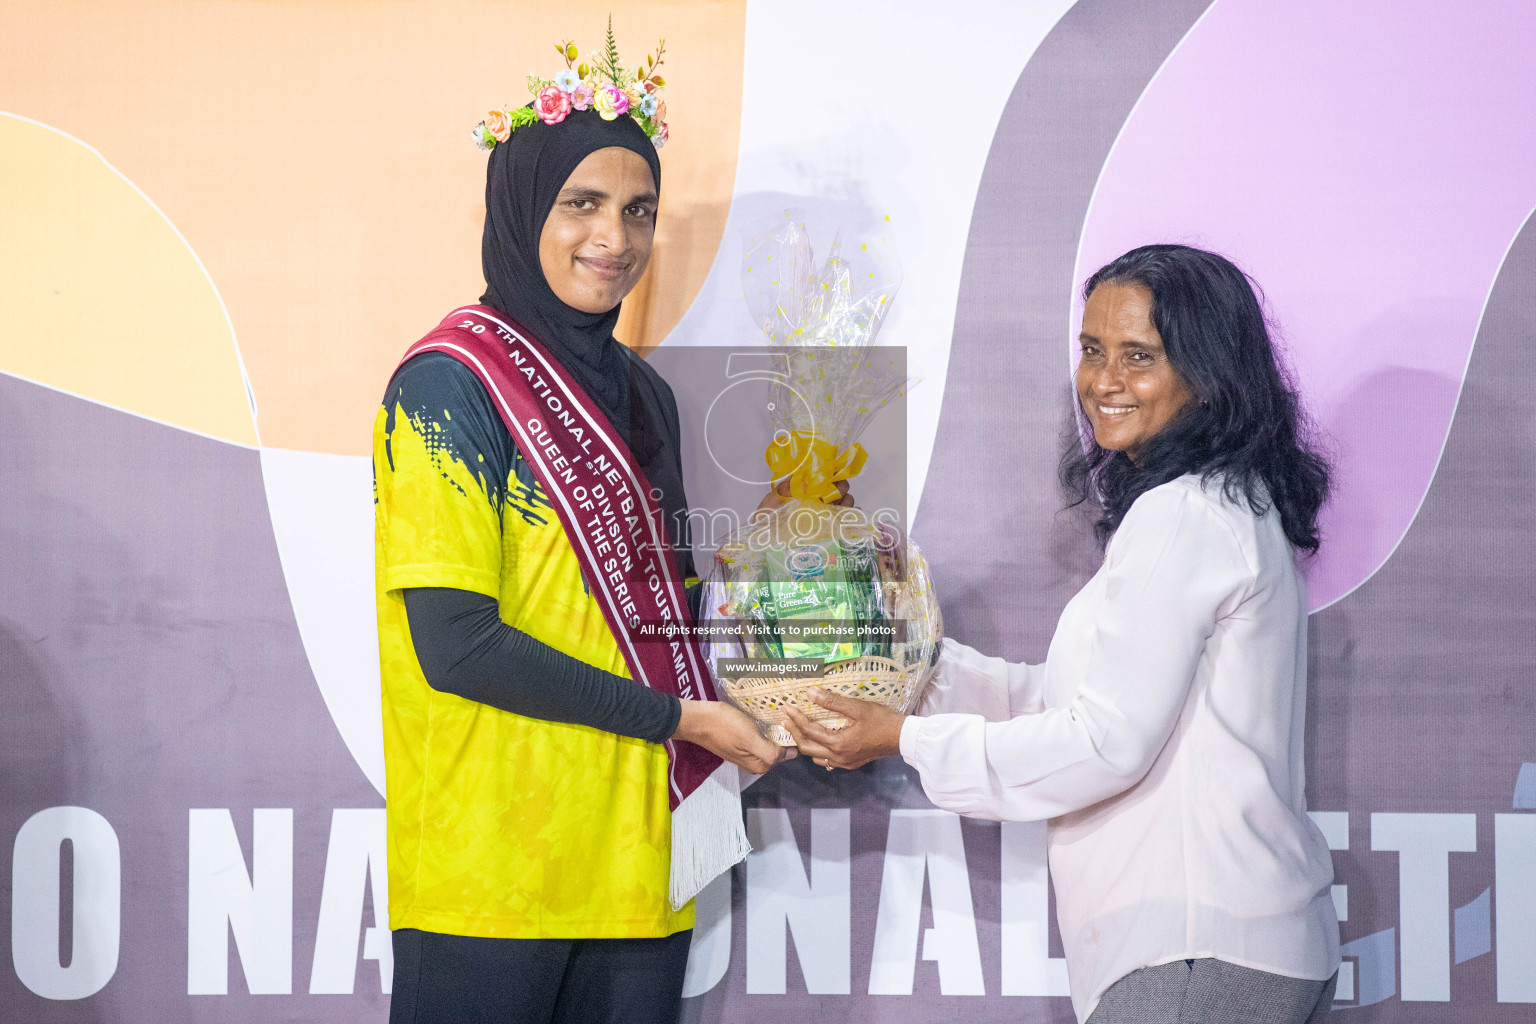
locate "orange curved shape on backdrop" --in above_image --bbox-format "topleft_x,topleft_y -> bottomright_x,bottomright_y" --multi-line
0,114 -> 258,446
0,0 -> 745,455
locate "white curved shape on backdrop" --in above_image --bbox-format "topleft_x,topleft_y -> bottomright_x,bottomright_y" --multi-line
664,0 -> 1078,516
261,447 -> 386,797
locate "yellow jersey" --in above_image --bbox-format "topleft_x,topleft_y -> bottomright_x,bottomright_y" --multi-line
372,351 -> 692,938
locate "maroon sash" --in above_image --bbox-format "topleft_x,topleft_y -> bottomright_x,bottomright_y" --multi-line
398,305 -> 721,810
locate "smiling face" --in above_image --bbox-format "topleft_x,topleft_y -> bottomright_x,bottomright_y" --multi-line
537,146 -> 658,314
1076,280 -> 1195,458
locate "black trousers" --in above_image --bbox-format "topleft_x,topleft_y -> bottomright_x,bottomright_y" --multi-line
388,927 -> 693,1024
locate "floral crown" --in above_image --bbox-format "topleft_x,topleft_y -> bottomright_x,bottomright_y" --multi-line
473,18 -> 669,153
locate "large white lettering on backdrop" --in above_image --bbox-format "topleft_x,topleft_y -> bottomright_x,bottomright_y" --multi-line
10,807 -> 121,1000
746,808 -> 851,994
187,809 -> 293,995
9,801 -> 1536,1005
726,807 -> 1068,998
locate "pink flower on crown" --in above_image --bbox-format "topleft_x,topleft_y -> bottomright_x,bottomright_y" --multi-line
533,85 -> 572,125
484,109 -> 513,144
571,82 -> 595,111
593,83 -> 629,120
652,121 -> 669,149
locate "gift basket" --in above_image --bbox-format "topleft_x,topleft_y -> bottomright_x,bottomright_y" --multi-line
705,214 -> 943,745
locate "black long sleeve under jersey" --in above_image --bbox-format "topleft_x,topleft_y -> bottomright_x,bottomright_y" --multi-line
404,586 -> 683,744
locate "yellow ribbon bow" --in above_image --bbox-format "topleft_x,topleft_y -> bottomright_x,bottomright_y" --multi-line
764,429 -> 868,503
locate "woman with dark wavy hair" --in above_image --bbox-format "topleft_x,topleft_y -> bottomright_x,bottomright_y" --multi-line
1061,245 -> 1331,553
785,244 -> 1341,1023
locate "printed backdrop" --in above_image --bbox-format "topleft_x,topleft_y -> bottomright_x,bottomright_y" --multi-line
2,1 -> 1533,1021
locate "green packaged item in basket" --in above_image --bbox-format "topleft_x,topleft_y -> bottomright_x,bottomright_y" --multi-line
747,536 -> 886,663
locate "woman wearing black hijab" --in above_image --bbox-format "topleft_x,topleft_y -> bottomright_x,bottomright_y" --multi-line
372,106 -> 787,1024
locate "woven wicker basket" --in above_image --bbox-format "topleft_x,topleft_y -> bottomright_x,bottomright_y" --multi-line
719,655 -> 924,746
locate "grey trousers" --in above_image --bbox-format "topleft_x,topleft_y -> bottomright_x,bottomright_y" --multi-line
1086,958 -> 1338,1024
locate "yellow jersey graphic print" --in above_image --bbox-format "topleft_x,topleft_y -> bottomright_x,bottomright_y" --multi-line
373,352 -> 691,938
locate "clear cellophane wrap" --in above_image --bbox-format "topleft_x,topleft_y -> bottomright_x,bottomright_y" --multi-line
704,214 -> 943,744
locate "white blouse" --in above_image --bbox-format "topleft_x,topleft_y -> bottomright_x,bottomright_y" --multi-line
900,475 -> 1339,1021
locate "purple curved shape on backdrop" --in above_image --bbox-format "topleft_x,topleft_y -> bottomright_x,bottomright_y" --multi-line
1072,0 -> 1536,609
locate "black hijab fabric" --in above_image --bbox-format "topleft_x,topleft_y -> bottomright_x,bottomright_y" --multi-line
479,107 -> 691,564
480,107 -> 661,425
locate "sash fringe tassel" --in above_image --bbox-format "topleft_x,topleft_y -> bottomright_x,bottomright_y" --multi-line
669,762 -> 751,911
